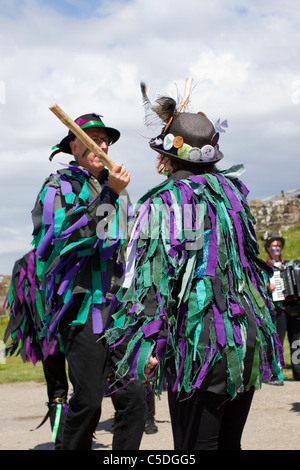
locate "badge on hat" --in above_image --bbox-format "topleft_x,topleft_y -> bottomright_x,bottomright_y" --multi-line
187,148 -> 202,162
177,143 -> 191,160
163,134 -> 175,151
173,136 -> 184,149
201,145 -> 216,161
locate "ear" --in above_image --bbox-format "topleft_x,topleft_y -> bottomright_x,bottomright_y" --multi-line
69,139 -> 77,156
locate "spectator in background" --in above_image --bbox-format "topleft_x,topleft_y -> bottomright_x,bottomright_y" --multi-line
264,232 -> 300,382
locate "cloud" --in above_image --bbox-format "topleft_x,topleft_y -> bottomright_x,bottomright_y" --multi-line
0,0 -> 300,273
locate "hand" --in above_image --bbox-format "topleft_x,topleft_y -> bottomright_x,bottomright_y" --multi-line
144,356 -> 159,379
108,163 -> 130,194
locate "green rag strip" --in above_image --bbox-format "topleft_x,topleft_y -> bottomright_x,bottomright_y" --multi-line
51,403 -> 62,443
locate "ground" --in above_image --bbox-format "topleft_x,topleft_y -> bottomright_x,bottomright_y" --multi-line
0,379 -> 299,451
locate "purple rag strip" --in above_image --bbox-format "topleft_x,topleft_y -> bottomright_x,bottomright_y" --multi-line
25,336 -> 37,366
48,294 -> 74,337
192,343 -> 217,390
36,222 -> 55,258
17,267 -> 26,303
60,177 -> 73,195
141,319 -> 163,337
92,303 -> 103,334
216,175 -> 243,213
57,258 -> 85,295
55,214 -> 90,241
228,209 -> 249,268
43,186 -> 58,225
212,304 -> 226,347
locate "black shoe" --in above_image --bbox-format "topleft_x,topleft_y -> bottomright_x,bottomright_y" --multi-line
145,419 -> 158,434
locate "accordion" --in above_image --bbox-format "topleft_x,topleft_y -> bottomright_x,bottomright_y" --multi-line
270,266 -> 300,302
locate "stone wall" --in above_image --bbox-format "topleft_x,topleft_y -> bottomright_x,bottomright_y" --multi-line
249,189 -> 300,233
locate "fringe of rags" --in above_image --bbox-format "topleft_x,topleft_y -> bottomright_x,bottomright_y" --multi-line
3,251 -> 52,365
104,168 -> 285,399
3,164 -> 128,363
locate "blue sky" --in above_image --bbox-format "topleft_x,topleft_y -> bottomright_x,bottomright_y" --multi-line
0,0 -> 130,18
41,0 -> 100,18
40,0 -> 129,18
0,0 -> 299,273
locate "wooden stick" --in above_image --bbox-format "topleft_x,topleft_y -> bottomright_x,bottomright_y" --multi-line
178,76 -> 193,113
163,76 -> 193,134
49,103 -> 115,170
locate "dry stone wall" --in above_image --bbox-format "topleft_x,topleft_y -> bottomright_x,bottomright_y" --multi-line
250,190 -> 300,233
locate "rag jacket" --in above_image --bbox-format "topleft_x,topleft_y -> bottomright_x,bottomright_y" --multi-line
105,167 -> 284,398
4,162 -> 130,361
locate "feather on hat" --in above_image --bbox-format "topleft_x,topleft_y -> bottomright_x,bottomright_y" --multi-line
140,79 -> 226,166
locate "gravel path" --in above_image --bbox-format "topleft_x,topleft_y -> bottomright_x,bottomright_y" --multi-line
0,380 -> 299,451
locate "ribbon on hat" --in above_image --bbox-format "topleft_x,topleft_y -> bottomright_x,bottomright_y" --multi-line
214,118 -> 228,133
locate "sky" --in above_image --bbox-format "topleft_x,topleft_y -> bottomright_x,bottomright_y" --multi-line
0,0 -> 299,274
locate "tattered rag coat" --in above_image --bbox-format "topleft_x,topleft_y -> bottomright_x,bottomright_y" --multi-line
105,168 -> 284,399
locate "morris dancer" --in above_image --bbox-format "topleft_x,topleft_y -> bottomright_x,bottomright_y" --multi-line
5,112 -> 147,450
105,83 -> 284,450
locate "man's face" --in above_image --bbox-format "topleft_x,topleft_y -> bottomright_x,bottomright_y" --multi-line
70,127 -> 110,177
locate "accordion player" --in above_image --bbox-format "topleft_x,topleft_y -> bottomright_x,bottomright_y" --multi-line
270,265 -> 300,302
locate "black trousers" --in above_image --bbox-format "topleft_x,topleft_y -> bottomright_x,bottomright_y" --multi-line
168,387 -> 254,450
42,348 -> 69,449
145,381 -> 156,421
276,309 -> 300,379
56,307 -> 147,450
43,348 -> 68,402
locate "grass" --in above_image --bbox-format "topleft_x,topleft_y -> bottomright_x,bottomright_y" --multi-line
282,336 -> 293,379
0,318 -> 45,384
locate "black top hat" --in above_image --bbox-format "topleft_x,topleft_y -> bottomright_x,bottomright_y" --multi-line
49,113 -> 120,160
149,112 -> 224,165
263,232 -> 286,251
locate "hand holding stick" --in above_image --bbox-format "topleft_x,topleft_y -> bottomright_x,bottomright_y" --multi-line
49,103 -> 115,170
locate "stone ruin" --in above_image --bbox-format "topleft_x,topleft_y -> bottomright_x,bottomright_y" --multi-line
249,188 -> 300,234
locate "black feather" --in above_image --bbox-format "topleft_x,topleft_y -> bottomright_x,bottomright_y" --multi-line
151,96 -> 177,124
140,81 -> 151,111
140,81 -> 178,127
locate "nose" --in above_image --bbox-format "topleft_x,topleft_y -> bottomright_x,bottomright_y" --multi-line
100,141 -> 108,150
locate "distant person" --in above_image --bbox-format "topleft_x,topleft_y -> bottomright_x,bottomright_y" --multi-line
263,232 -> 300,382
104,85 -> 284,450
